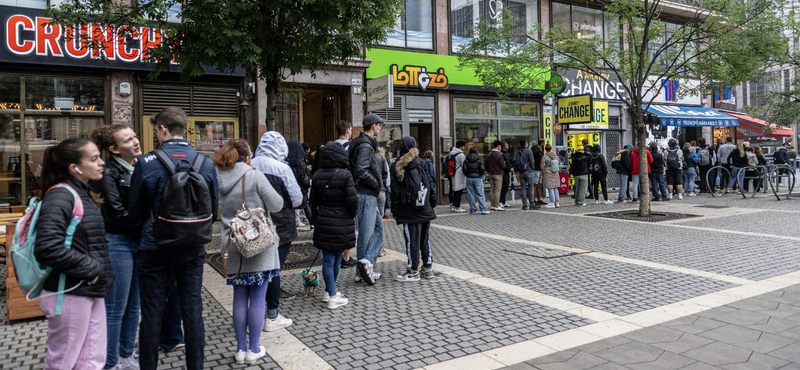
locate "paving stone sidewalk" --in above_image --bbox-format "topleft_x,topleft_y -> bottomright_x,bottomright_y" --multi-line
501,282 -> 800,370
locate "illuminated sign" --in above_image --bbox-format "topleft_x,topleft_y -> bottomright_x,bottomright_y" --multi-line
391,64 -> 448,91
543,106 -> 553,148
558,94 -> 593,124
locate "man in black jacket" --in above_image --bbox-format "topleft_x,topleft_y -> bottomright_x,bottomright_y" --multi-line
532,139 -> 545,205
570,148 -> 590,206
499,142 -> 513,207
391,137 -> 437,281
348,113 -> 385,285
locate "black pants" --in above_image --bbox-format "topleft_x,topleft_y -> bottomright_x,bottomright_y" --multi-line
138,247 -> 205,370
587,174 -> 595,198
448,178 -> 454,204
500,172 -> 510,204
452,189 -> 464,208
591,175 -> 609,201
266,241 -> 292,317
403,222 -> 432,271
699,165 -> 712,192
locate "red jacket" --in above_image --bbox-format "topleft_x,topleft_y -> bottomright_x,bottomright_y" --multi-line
631,147 -> 653,175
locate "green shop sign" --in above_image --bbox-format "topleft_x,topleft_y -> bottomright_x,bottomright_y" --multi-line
365,49 -> 548,90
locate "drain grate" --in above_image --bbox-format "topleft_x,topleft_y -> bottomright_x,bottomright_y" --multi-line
206,242 -> 322,277
504,246 -> 591,259
589,210 -> 702,222
694,205 -> 730,209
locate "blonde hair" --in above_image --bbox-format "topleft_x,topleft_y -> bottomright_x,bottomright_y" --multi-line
736,143 -> 745,157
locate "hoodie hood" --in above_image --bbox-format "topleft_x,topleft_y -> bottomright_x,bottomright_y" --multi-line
286,140 -> 306,166
625,144 -> 635,151
395,147 -> 420,182
400,136 -> 417,156
216,162 -> 253,196
450,147 -> 464,156
321,141 -> 348,169
467,152 -> 481,162
253,131 -> 288,163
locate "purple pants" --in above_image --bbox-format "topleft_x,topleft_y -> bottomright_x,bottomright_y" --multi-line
40,290 -> 107,370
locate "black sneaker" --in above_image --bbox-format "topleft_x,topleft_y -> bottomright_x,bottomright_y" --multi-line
341,258 -> 357,268
536,200 -> 548,205
531,204 -> 541,210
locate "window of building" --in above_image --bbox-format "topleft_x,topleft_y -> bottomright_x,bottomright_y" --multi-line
383,0 -> 433,49
454,99 -> 539,164
0,0 -> 47,9
551,2 -> 617,47
450,0 -> 539,54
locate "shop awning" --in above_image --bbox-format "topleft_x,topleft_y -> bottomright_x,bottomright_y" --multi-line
721,111 -> 794,138
642,105 -> 739,127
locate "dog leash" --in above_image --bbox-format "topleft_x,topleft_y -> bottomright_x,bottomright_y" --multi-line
306,249 -> 321,272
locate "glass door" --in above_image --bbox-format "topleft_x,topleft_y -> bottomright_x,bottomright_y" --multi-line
142,115 -> 239,159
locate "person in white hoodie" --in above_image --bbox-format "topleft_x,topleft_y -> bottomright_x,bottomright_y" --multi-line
250,131 -> 303,332
449,141 -> 467,213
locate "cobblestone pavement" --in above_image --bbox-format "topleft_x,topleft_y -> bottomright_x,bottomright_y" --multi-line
1,193 -> 800,369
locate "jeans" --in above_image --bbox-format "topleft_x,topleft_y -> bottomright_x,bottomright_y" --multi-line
618,174 -> 629,200
489,174 -> 503,208
466,177 -> 488,213
649,173 -> 666,199
685,167 -> 697,193
519,171 -> 534,208
377,191 -> 386,217
355,193 -> 384,277
547,188 -> 560,203
294,209 -> 308,224
500,172 -> 510,204
592,175 -> 609,201
729,166 -> 745,191
574,175 -> 588,204
161,275 -> 183,350
586,174 -> 595,199
266,241 -> 292,319
322,250 -> 343,297
139,247 -> 205,370
104,233 -> 140,368
717,165 -> 731,188
41,292 -> 106,370
631,174 -> 641,199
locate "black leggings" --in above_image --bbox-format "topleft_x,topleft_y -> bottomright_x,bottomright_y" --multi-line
591,175 -> 608,201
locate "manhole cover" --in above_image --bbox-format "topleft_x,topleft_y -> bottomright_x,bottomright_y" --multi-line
589,210 -> 702,222
205,242 -> 322,278
504,246 -> 590,259
694,205 -> 730,209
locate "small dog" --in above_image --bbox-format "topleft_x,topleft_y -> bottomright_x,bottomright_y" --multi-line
301,268 -> 320,298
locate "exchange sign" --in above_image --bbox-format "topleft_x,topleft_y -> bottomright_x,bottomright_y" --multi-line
557,94 -> 593,124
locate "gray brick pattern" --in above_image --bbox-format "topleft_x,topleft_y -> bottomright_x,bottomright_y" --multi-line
276,259 -> 594,370
0,265 -> 280,370
673,211 -> 800,239
502,283 -> 800,370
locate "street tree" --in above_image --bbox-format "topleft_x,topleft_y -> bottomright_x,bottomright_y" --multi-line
458,0 -> 788,216
47,0 -> 402,131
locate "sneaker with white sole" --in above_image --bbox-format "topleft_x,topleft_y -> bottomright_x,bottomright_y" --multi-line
321,293 -> 330,303
678,193 -> 684,200
354,275 -> 362,283
327,294 -> 349,309
545,203 -> 555,208
555,202 -> 560,208
395,270 -> 420,282
596,200 -> 600,204
453,207 -> 466,213
234,350 -> 247,364
263,314 -> 293,332
688,192 -> 697,196
357,259 -> 376,286
421,267 -> 435,279
245,346 -> 266,364
118,356 -> 140,369
604,200 -> 614,205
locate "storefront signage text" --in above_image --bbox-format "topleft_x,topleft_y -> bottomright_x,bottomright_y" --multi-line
367,74 -> 394,112
548,75 -> 565,95
558,94 -> 593,124
390,64 -> 448,90
543,106 -> 554,148
559,68 -> 625,101
570,101 -> 609,130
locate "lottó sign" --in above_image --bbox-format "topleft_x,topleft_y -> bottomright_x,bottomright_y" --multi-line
558,94 -> 593,124
391,64 -> 448,90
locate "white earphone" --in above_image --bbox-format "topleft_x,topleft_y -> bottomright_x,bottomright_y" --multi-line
74,168 -> 83,175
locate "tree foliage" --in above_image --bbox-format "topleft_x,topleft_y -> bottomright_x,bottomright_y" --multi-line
458,0 -> 789,216
47,0 -> 403,130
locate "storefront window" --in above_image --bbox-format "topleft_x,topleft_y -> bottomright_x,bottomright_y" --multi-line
450,0 -> 539,54
383,0 -> 433,49
0,0 -> 47,9
551,2 -> 617,49
0,114 -> 21,206
0,76 -> 21,109
25,77 -> 105,112
455,99 -> 539,160
193,120 -> 238,158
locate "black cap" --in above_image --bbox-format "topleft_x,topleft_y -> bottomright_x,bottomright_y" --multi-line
363,113 -> 385,128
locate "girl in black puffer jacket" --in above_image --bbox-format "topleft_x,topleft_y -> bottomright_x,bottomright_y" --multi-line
34,138 -> 114,369
462,147 -> 489,214
309,141 -> 358,309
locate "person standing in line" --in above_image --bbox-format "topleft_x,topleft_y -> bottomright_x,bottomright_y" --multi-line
309,141 -> 358,309
684,146 -> 699,196
485,140 -> 506,211
726,142 -> 749,195
516,140 -> 538,210
250,131 -> 303,329
648,143 -> 666,201
789,145 -> 797,174
499,142 -> 513,207
449,141 -> 467,213
541,143 -> 561,208
288,141 -> 312,229
665,139 -> 685,199
614,145 -> 633,203
696,137 -> 715,193
463,147 -> 489,214
531,139 -> 546,205
630,144 -> 653,202
35,139 -> 113,370
570,147 -> 590,206
215,140 -> 283,364
348,113 -> 385,285
333,120 -> 358,268
716,137 -> 735,191
391,137 -> 437,281
581,138 -> 595,200
774,142 -> 791,185
90,125 -> 143,370
588,144 -> 613,204
128,107 -> 218,370
375,147 -> 391,258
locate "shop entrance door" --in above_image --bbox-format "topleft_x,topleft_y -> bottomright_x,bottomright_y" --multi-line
142,116 -> 239,158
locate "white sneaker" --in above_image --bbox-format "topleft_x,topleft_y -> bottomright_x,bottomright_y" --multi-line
322,293 -> 330,303
580,203 -> 587,206
357,259 -> 375,285
545,203 -> 555,208
297,221 -> 307,228
245,346 -> 266,364
555,202 -> 560,208
596,200 -> 600,204
496,206 -> 505,211
118,356 -> 140,370
689,192 -> 697,197
503,202 -> 512,207
453,208 -> 466,213
354,275 -> 362,283
263,314 -> 293,332
667,194 -> 673,200
234,350 -> 247,364
604,200 -> 614,204
678,193 -> 684,200
327,294 -> 349,309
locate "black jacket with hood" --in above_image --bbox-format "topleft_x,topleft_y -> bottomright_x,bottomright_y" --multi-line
589,146 -> 608,176
91,155 -> 134,235
390,137 -> 437,224
462,152 -> 485,178
348,132 -> 382,196
570,151 -> 589,176
34,176 -> 114,298
310,142 -> 358,252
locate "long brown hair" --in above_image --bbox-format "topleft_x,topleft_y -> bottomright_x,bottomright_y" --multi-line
40,138 -> 93,197
213,139 -> 251,168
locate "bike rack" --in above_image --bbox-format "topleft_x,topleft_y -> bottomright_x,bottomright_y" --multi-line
705,166 -> 731,198
765,164 -> 795,200
739,166 -> 764,199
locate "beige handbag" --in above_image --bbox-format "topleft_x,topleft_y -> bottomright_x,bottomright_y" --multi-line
224,171 -> 277,279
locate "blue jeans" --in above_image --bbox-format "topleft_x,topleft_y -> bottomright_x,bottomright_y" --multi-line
547,188 -> 560,202
684,167 -> 697,192
355,193 -> 384,277
649,173 -> 666,199
618,174 -> 629,200
266,241 -> 292,319
729,166 -> 745,191
104,233 -> 140,368
465,177 -> 488,213
322,250 -> 343,297
138,247 -> 205,370
631,174 -> 641,199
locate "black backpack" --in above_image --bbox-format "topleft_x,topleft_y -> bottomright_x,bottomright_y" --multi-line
401,162 -> 432,208
152,149 -> 214,248
666,149 -> 681,170
589,154 -> 602,175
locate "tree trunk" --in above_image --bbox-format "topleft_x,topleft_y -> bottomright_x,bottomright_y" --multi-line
635,117 -> 652,217
265,84 -> 278,132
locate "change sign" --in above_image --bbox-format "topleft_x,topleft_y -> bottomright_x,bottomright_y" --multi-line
558,94 -> 593,124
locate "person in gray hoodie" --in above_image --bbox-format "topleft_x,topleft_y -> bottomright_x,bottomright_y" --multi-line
214,139 -> 283,364
251,131 -> 303,332
449,141 -> 467,213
